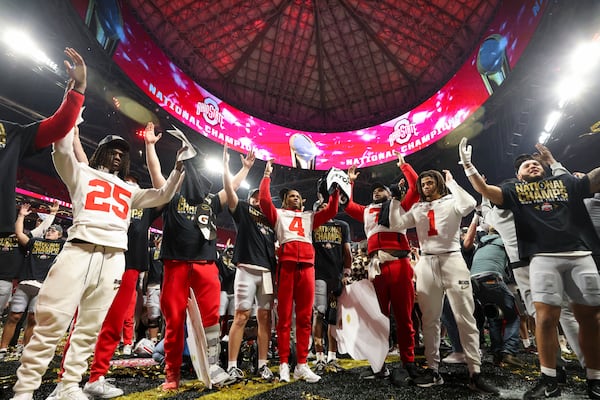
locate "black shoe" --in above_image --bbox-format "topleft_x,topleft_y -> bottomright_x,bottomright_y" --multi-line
523,374 -> 560,399
556,366 -> 566,385
589,379 -> 600,400
413,369 -> 443,388
502,353 -> 525,368
315,360 -> 326,375
390,367 -> 410,387
360,364 -> 390,380
469,373 -> 500,395
404,362 -> 421,379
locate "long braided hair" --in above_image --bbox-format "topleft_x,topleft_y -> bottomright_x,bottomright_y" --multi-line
89,144 -> 130,178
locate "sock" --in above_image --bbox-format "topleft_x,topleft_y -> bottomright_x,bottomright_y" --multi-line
258,359 -> 267,369
541,366 -> 556,377
522,338 -> 531,348
327,351 -> 336,362
586,368 -> 600,380
316,351 -> 325,362
228,361 -> 237,370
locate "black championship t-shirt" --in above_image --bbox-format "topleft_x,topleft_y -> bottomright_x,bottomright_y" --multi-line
501,174 -> 600,259
0,235 -> 25,281
161,193 -> 222,261
0,120 -> 39,234
147,245 -> 163,286
312,219 -> 351,282
230,200 -> 276,271
24,237 -> 64,282
125,208 -> 160,271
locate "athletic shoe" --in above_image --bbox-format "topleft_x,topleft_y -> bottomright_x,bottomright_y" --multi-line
0,348 -> 7,362
279,363 -> 290,382
414,369 -> 444,388
556,366 -> 567,385
227,366 -> 245,382
315,360 -> 326,374
210,364 -> 236,387
523,374 -> 560,399
469,373 -> 500,395
10,393 -> 33,400
46,382 -> 62,400
360,365 -> 390,380
56,386 -> 89,400
83,377 -> 124,398
523,344 -> 538,354
293,364 -> 321,383
122,344 -> 132,356
326,359 -> 343,373
442,352 -> 466,364
588,379 -> 600,400
404,362 -> 421,379
502,353 -> 525,368
258,364 -> 274,381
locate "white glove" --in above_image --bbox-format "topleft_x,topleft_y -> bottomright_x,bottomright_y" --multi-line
458,137 -> 472,165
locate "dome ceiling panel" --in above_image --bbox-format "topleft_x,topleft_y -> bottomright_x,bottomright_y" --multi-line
128,0 -> 501,131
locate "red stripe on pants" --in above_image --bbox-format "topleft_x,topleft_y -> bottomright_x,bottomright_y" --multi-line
161,260 -> 219,377
372,258 -> 416,363
88,269 -> 139,382
276,260 -> 315,364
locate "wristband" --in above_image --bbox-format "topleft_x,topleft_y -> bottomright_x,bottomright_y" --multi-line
464,166 -> 478,177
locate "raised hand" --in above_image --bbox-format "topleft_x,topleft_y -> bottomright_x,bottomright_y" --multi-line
19,203 -> 33,217
394,150 -> 406,167
533,143 -> 557,167
264,159 -> 273,177
144,122 -> 162,145
348,165 -> 360,182
458,137 -> 472,165
64,47 -> 86,93
443,169 -> 454,182
240,148 -> 256,169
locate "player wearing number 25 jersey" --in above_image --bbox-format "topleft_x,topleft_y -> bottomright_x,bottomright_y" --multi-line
11,130 -> 182,400
259,161 -> 339,383
390,170 -> 498,394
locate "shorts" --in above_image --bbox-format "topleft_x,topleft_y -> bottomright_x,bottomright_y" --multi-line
9,283 -> 40,313
220,291 -> 235,316
145,285 -> 161,320
314,279 -> 328,314
0,279 -> 13,312
234,266 -> 273,311
530,254 -> 600,306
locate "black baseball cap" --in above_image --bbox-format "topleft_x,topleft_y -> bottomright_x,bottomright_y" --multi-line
247,188 -> 260,201
98,135 -> 130,152
370,182 -> 390,193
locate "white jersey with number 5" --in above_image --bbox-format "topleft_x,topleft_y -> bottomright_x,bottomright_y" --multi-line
391,180 -> 476,254
52,130 -> 182,250
275,209 -> 314,245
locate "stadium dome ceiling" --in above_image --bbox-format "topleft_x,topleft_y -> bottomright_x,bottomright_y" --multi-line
128,0 -> 501,132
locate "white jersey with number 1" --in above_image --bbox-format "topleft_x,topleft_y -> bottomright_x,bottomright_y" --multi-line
391,180 -> 476,254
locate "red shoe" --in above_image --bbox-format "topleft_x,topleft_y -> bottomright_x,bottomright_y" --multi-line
160,380 -> 179,391
160,366 -> 180,391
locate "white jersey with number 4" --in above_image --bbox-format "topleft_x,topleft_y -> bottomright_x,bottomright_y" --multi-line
391,180 -> 476,254
52,130 -> 182,250
275,209 -> 314,245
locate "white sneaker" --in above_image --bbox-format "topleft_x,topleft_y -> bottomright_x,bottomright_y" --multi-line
10,393 -> 33,400
56,386 -> 89,400
122,344 -> 132,355
227,366 -> 245,382
279,363 -> 290,382
46,382 -> 63,400
442,352 -> 467,364
210,364 -> 236,387
293,363 -> 322,383
83,376 -> 124,398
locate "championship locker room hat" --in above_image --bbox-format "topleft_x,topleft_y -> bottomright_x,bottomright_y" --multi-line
98,135 -> 130,152
48,224 -> 63,234
247,188 -> 260,201
370,182 -> 391,193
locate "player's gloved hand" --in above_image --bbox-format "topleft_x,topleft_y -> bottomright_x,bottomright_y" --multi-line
458,137 -> 472,165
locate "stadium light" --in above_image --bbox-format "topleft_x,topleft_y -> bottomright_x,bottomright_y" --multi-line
2,28 -> 58,72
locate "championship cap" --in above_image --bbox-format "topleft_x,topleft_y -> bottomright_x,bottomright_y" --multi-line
98,135 -> 130,152
370,182 -> 390,193
48,224 -> 63,234
247,188 -> 260,201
